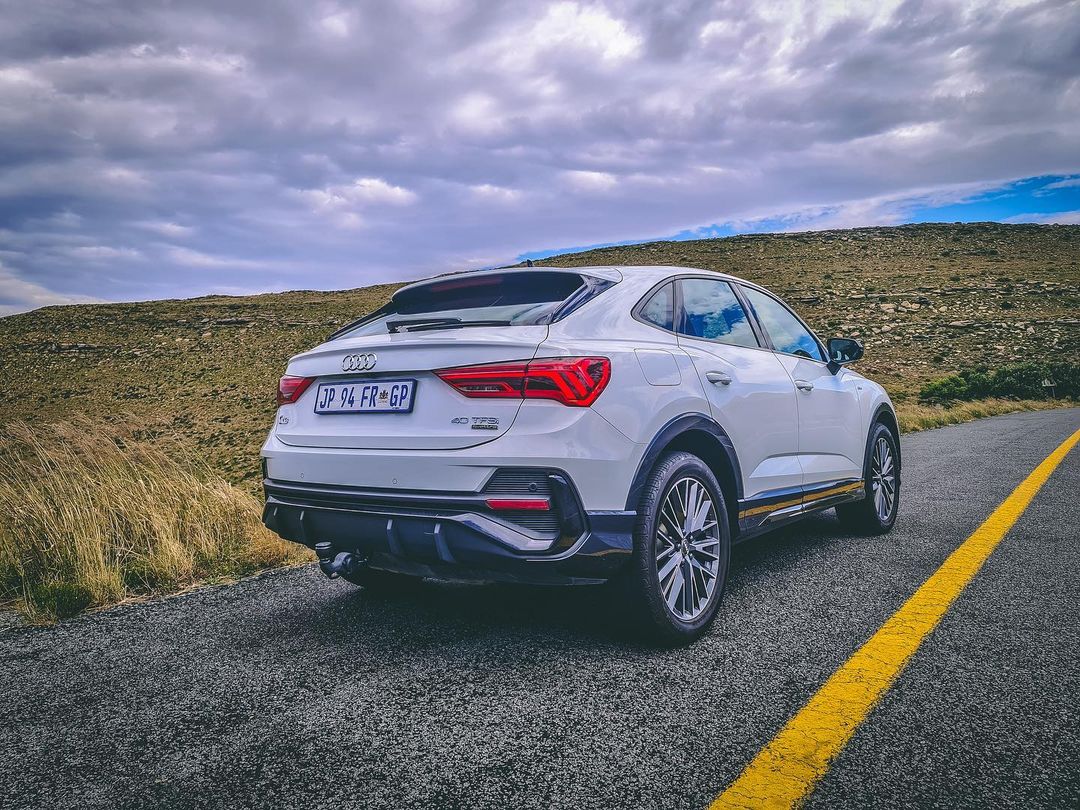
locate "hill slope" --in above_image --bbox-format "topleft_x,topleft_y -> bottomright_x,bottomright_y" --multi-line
2,223 -> 1077,487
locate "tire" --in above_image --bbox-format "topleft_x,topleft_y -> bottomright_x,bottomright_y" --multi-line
836,422 -> 900,535
340,566 -> 424,591
619,451 -> 732,645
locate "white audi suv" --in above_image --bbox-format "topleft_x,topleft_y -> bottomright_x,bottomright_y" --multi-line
261,266 -> 900,643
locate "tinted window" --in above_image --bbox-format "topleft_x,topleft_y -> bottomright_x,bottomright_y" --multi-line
333,271 -> 606,338
742,287 -> 825,361
638,282 -> 674,330
678,279 -> 758,348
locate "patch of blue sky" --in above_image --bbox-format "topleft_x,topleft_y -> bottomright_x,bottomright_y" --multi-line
907,175 -> 1080,223
517,174 -> 1080,263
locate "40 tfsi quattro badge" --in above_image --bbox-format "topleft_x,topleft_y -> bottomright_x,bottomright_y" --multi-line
263,266 -> 900,644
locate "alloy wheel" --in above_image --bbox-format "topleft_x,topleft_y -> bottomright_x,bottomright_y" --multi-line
655,476 -> 722,622
871,436 -> 897,522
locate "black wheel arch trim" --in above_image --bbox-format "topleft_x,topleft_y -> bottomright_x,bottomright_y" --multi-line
624,414 -> 743,511
870,402 -> 902,472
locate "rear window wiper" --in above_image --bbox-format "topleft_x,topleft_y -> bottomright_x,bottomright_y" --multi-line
386,317 -> 513,333
386,317 -> 462,333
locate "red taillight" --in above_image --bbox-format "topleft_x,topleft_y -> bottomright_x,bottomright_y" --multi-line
485,498 -> 551,511
277,375 -> 314,406
434,362 -> 530,398
435,357 -> 611,407
524,357 -> 611,406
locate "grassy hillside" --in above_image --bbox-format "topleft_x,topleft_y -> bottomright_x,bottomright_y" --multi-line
2,223 -> 1078,490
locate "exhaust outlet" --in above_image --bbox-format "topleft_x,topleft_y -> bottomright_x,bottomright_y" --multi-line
315,541 -> 366,579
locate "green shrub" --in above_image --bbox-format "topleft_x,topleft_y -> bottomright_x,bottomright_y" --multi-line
28,582 -> 93,619
919,362 -> 1080,405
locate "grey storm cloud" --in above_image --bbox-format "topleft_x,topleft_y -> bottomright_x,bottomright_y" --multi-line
0,0 -> 1078,313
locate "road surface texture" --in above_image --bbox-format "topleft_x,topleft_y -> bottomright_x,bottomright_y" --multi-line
2,409 -> 1078,810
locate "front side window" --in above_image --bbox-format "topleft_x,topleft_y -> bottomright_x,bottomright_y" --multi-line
677,279 -> 759,348
638,282 -> 674,330
741,287 -> 825,361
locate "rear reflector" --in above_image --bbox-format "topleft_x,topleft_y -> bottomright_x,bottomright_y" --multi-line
485,498 -> 551,511
277,375 -> 315,406
436,357 -> 611,407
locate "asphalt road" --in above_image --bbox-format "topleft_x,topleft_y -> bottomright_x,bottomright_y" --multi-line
2,409 -> 1078,810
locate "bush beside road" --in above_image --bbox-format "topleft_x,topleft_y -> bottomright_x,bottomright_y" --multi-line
0,418 -> 307,622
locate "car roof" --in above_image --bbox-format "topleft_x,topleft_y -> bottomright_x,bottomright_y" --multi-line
531,265 -> 755,288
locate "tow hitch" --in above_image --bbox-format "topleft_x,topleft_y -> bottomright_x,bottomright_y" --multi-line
315,541 -> 366,579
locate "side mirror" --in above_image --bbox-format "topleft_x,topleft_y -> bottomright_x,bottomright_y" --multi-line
827,337 -> 863,373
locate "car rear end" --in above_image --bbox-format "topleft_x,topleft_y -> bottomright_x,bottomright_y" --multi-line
260,268 -> 638,584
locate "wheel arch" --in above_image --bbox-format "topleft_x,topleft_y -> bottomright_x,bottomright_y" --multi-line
871,402 -> 901,472
625,415 -> 743,535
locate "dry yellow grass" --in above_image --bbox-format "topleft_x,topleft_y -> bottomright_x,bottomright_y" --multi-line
895,397 -> 1065,433
0,417 -> 309,622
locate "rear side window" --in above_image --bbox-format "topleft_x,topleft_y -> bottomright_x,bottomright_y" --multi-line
637,282 -> 674,330
741,286 -> 826,361
332,271 -> 611,338
677,279 -> 759,348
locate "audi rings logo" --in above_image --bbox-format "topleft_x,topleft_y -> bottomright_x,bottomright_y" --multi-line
341,353 -> 378,372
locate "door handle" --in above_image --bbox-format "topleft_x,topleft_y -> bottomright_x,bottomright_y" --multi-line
795,380 -> 814,392
706,371 -> 732,386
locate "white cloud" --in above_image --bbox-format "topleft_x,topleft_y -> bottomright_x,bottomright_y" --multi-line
1041,176 -> 1080,191
302,177 -> 418,212
64,245 -> 142,261
562,170 -> 618,193
0,0 -> 1077,305
0,263 -> 103,316
696,178 -> 1021,235
469,183 -> 522,203
137,221 -> 195,238
164,247 -> 265,269
526,2 -> 642,62
99,166 -> 150,188
318,10 -> 352,38
448,92 -> 506,135
1002,210 -> 1080,225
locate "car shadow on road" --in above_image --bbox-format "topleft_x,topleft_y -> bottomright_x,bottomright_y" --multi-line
259,511 -> 859,654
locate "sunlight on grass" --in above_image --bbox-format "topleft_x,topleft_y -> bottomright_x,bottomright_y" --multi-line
895,398 -> 1065,433
0,417 -> 309,622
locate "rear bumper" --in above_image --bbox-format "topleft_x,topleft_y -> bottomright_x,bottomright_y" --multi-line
262,478 -> 635,585
260,404 -> 644,513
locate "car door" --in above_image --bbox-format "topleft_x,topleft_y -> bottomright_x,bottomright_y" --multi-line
673,277 -> 801,500
739,284 -> 864,489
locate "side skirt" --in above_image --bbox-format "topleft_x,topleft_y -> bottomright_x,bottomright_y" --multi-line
736,479 -> 864,540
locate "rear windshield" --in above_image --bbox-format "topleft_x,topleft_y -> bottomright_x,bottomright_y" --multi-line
332,271 -> 612,338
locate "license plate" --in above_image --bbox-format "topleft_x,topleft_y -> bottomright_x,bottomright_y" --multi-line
313,380 -> 416,414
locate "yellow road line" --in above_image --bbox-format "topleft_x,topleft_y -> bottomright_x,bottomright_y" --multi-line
711,426 -> 1080,810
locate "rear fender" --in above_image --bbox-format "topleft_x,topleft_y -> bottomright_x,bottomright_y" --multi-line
624,415 -> 743,525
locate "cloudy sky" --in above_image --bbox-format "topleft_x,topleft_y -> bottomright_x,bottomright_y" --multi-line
1,0 -> 1078,314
